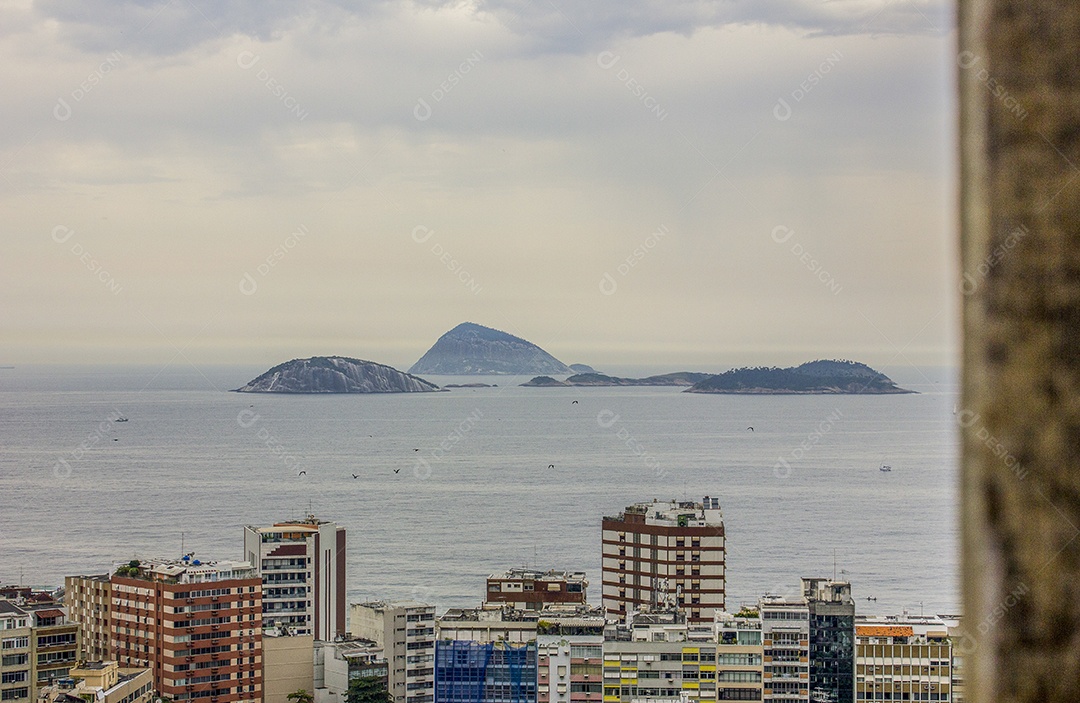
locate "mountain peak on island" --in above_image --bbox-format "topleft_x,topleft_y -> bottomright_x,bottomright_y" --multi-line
409,322 -> 572,375
235,356 -> 440,393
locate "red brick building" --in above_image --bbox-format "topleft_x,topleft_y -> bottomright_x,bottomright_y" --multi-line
109,557 -> 262,703
485,569 -> 588,610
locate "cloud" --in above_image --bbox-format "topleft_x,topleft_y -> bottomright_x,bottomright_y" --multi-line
34,0 -> 951,58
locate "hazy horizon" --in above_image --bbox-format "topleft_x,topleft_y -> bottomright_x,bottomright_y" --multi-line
2,1 -> 957,369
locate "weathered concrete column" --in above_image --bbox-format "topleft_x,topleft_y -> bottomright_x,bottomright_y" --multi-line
960,1 -> 1080,701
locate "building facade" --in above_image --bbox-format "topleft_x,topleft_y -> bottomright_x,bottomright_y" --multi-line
803,579 -> 854,703
434,640 -> 537,703
601,610 -> 719,703
485,571 -> 587,611
351,601 -> 436,703
37,661 -> 153,703
107,556 -> 263,703
314,638 -> 388,703
1,599 -> 82,702
602,498 -> 726,624
855,618 -> 954,703
759,595 -> 810,702
715,612 -> 764,702
243,516 -> 347,641
65,575 -> 113,661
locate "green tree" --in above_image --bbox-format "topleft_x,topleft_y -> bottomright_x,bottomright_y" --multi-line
347,676 -> 392,703
287,689 -> 314,703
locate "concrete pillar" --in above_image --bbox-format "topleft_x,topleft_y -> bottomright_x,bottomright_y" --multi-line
960,1 -> 1080,701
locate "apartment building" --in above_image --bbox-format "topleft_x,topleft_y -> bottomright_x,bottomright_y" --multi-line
0,599 -> 81,702
602,609 -> 718,703
107,556 -> 262,703
37,661 -> 153,703
485,571 -> 588,611
65,575 -> 113,661
243,516 -> 347,640
855,616 -> 955,702
759,595 -> 810,702
602,498 -> 726,624
715,611 -> 764,701
536,611 -> 605,703
351,601 -> 435,703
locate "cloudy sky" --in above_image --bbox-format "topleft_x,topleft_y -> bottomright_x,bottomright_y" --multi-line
1,0 -> 957,373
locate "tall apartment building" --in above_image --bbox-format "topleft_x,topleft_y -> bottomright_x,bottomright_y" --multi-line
803,579 -> 854,703
434,640 -> 537,703
715,611 -> 765,701
65,575 -> 113,661
0,599 -> 81,701
243,516 -> 347,641
107,556 -> 263,703
759,594 -> 810,702
351,601 -> 435,703
601,609 -> 719,703
855,616 -> 955,703
602,498 -> 725,624
485,570 -> 587,611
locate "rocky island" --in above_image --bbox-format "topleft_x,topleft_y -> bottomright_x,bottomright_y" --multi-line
685,360 -> 913,394
409,322 -> 572,375
521,372 -> 711,387
234,357 -> 441,393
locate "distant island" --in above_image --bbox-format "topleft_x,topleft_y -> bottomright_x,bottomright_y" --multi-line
234,357 -> 441,393
685,360 -> 913,394
569,364 -> 598,374
409,322 -> 572,375
521,372 -> 711,387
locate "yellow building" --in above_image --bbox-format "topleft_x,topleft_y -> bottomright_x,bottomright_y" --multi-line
37,661 -> 152,703
64,577 -> 112,662
856,623 -> 953,702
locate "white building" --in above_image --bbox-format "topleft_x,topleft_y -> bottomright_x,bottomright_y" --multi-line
243,516 -> 347,640
350,601 -> 435,703
759,594 -> 810,702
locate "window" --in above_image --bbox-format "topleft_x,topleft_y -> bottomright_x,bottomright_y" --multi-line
2,671 -> 28,684
1,688 -> 28,701
2,654 -> 28,666
1,638 -> 28,650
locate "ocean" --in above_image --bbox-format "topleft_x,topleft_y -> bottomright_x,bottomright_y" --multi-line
0,364 -> 960,618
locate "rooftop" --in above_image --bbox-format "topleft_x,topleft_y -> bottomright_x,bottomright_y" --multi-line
604,497 -> 723,528
488,568 -> 587,583
113,556 -> 256,584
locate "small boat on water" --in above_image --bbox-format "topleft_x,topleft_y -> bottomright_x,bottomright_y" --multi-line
115,417 -> 128,422
879,463 -> 892,472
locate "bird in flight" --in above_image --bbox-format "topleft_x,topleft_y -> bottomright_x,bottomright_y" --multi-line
747,426 -> 754,432
413,448 -> 419,451
548,464 -> 555,469
393,468 -> 401,474
298,471 -> 307,476
351,474 -> 359,479
572,400 -> 578,405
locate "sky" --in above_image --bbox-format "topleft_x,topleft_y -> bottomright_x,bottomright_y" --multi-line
0,0 -> 958,374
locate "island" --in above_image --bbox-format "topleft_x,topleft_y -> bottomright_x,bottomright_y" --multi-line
520,372 -> 712,387
409,322 -> 572,375
685,360 -> 914,394
234,357 -> 441,393
569,363 -> 599,374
